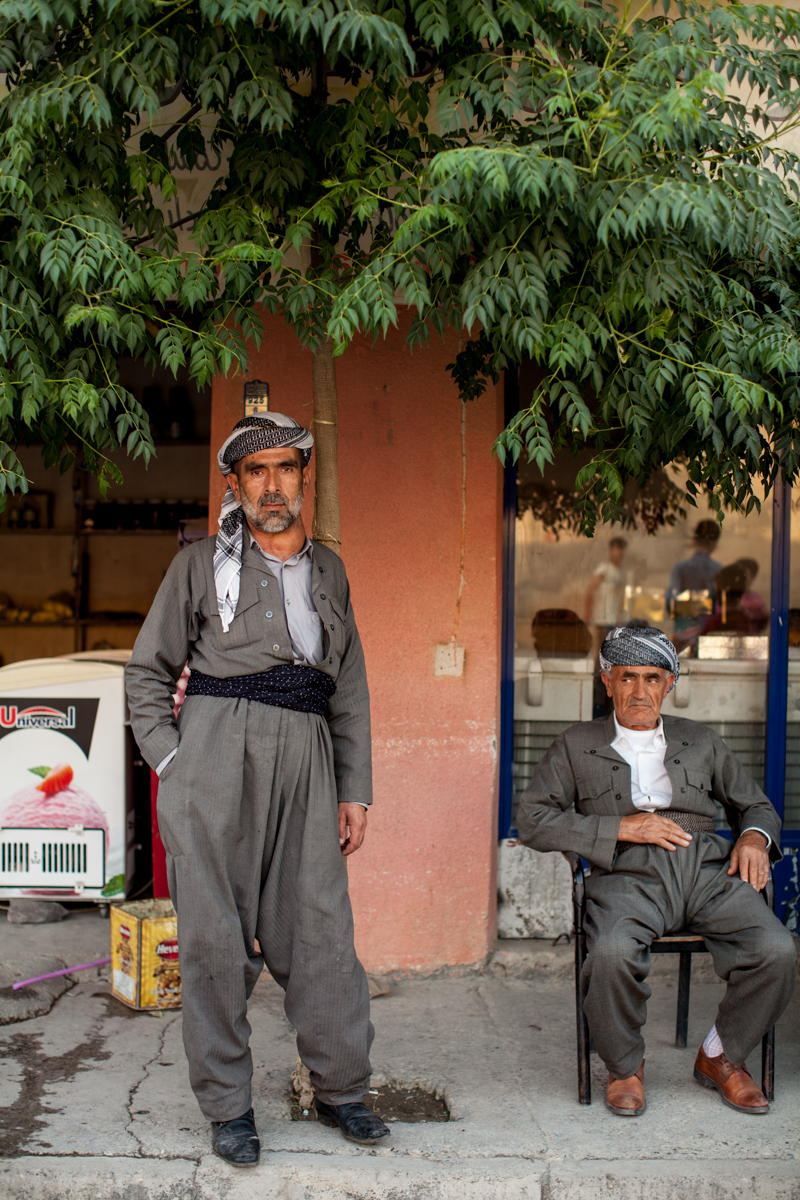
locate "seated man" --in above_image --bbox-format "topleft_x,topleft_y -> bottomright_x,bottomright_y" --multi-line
517,626 -> 796,1117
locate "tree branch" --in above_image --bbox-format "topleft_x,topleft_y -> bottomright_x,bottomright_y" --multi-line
128,209 -> 204,248
161,102 -> 203,145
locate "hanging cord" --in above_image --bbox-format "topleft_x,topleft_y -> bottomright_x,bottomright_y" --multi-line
450,399 -> 467,646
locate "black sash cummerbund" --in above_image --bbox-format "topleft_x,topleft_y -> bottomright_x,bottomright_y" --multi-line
185,665 -> 336,716
616,810 -> 716,854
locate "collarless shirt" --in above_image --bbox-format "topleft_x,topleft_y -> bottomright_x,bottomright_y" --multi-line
611,715 -> 673,811
249,534 -> 324,666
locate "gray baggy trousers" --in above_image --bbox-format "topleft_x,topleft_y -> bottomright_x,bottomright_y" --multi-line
581,833 -> 796,1080
156,694 -> 373,1121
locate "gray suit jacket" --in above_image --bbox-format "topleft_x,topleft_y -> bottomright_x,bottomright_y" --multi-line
516,713 -> 782,871
125,536 -> 372,807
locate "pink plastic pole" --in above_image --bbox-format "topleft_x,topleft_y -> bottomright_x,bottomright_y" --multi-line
12,957 -> 112,990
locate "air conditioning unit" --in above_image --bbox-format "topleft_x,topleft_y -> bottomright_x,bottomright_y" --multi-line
0,827 -> 105,891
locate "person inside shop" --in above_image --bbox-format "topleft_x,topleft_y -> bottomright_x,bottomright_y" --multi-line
125,413 -> 389,1167
664,519 -> 725,652
516,625 -> 795,1119
736,557 -> 769,629
584,536 -> 628,658
699,562 -> 769,639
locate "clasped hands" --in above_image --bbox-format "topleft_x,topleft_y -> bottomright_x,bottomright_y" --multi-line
616,813 -> 770,891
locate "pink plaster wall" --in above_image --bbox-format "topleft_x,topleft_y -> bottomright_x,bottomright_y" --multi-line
209,311 -> 504,973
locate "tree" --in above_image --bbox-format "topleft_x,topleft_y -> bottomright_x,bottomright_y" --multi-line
3,0 -> 800,538
0,0 -> 427,547
327,0 -> 800,531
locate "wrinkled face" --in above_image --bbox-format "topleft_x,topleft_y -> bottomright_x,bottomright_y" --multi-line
602,664 -> 674,729
227,447 -> 309,534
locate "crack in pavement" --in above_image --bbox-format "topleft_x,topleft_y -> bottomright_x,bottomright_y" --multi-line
124,1011 -> 181,1156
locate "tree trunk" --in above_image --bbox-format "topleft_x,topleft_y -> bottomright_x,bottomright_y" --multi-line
311,338 -> 341,555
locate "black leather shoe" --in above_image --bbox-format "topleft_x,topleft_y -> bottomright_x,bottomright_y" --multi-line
315,1099 -> 391,1144
211,1108 -> 260,1167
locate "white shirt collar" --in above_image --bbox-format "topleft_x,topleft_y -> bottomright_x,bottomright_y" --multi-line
611,713 -> 666,749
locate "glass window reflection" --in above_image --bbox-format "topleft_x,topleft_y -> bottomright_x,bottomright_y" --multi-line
512,456 -> 773,831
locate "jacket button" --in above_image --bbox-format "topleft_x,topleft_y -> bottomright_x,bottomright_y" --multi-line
615,793 -> 621,800
260,580 -> 269,587
681,787 -> 686,793
589,750 -> 596,755
674,759 -> 680,764
612,765 -> 619,771
266,611 -> 273,618
330,623 -> 335,630
329,657 -> 333,663
272,644 -> 280,652
320,593 -> 326,600
682,741 -> 688,746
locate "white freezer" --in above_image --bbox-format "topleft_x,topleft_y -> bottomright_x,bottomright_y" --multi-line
0,657 -> 132,902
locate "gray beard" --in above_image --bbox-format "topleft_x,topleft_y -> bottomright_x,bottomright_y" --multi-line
241,487 -> 304,534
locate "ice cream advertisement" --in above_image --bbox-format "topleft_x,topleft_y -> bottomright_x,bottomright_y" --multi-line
0,667 -> 128,900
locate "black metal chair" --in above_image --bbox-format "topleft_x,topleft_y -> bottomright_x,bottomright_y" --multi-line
563,850 -> 775,1105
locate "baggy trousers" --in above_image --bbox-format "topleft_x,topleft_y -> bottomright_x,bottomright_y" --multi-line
155,694 -> 374,1121
581,833 -> 796,1080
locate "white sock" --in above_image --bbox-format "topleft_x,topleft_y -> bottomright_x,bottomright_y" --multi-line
703,1025 -> 724,1058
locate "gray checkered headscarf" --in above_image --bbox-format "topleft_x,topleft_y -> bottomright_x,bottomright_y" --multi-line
599,626 -> 680,693
214,414 -> 313,633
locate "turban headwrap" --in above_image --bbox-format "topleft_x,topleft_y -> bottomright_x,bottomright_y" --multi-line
599,626 -> 680,693
214,414 -> 314,633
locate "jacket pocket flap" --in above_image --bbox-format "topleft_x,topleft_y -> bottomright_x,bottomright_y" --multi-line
686,769 -> 710,792
579,785 -> 619,815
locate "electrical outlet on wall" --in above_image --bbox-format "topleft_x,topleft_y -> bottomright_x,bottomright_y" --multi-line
434,643 -> 465,677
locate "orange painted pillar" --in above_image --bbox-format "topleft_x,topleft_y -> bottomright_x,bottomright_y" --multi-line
209,311 -> 504,974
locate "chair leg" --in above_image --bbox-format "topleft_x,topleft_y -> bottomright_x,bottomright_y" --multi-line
575,929 -> 591,1104
675,950 -> 691,1049
761,1026 -> 775,1102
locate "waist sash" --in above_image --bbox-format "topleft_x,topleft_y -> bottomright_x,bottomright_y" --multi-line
185,664 -> 336,717
617,809 -> 717,854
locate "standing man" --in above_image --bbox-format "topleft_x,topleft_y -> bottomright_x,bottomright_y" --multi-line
664,519 -> 723,619
125,414 -> 389,1166
584,536 -> 628,659
517,626 -> 795,1118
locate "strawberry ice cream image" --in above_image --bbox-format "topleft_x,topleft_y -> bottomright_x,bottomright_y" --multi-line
1,763 -> 109,851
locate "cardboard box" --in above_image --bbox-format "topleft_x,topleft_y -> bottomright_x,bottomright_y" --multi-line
110,899 -> 181,1010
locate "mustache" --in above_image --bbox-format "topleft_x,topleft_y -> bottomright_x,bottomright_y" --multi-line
258,492 -> 289,506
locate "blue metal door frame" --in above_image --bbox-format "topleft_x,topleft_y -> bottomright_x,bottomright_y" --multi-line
765,479 -> 791,821
498,368 -> 519,840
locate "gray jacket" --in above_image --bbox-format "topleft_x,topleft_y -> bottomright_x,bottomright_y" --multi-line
516,713 -> 781,871
125,535 -> 372,807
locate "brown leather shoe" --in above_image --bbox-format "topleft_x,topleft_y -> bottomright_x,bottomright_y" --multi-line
693,1046 -> 769,1114
605,1060 -> 646,1116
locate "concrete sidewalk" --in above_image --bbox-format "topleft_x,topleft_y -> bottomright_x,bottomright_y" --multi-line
0,912 -> 797,1199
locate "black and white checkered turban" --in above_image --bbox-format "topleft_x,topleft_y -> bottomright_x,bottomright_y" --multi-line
599,626 -> 679,693
214,414 -> 313,633
217,414 -> 314,474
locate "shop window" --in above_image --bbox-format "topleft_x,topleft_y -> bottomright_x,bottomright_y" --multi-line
510,452 -> 774,834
